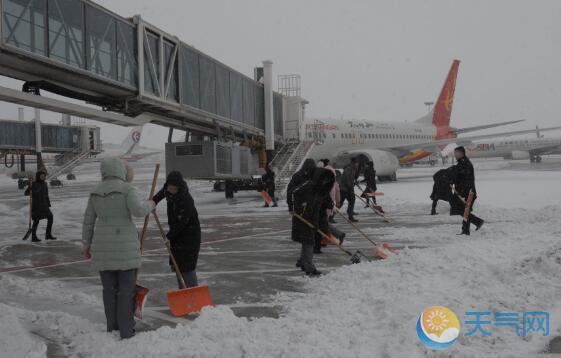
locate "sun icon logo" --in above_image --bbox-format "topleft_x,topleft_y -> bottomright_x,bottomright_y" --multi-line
416,306 -> 461,350
426,309 -> 449,332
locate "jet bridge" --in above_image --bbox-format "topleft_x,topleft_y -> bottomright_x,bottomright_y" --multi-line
0,0 -> 309,178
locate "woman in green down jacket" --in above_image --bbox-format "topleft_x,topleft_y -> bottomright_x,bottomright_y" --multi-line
81,157 -> 155,339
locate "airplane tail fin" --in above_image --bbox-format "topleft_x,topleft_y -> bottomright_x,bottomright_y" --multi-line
416,60 -> 460,128
121,126 -> 143,156
432,59 -> 460,128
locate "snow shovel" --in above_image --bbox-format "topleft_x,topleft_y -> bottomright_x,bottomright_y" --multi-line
140,163 -> 160,253
152,211 -> 214,317
22,178 -> 33,240
134,163 -> 160,319
334,208 -> 395,259
353,192 -> 391,223
260,190 -> 273,206
292,213 -> 366,264
366,192 -> 384,197
450,185 -> 475,223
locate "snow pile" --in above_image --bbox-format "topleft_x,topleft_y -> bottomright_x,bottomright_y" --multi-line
0,304 -> 46,358
8,204 -> 556,357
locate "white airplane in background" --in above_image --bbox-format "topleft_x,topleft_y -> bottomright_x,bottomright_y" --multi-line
115,125 -> 161,162
465,128 -> 561,163
304,60 -> 561,180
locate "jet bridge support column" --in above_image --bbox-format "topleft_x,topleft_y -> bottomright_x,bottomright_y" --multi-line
263,60 -> 275,163
34,108 -> 44,171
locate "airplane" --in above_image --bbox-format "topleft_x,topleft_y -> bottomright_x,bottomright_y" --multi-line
304,60 -> 561,180
115,125 -> 162,162
465,129 -> 561,163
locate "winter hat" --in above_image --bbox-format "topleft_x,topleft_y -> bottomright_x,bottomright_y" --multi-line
454,146 -> 466,155
166,171 -> 184,186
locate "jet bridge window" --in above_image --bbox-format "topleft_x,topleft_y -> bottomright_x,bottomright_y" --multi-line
175,144 -> 203,156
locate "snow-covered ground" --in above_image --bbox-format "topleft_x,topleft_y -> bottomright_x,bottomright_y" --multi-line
1,159 -> 561,357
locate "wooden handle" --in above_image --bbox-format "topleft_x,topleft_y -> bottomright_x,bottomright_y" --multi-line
334,207 -> 378,246
152,211 -> 188,289
292,212 -> 352,256
140,163 -> 160,253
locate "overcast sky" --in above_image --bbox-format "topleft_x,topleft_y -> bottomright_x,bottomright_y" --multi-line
1,0 -> 560,148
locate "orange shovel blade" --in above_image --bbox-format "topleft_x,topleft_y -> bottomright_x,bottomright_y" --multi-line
373,244 -> 389,259
167,285 -> 214,317
383,242 -> 397,253
321,234 -> 340,245
367,192 -> 384,197
260,191 -> 273,205
134,285 -> 149,320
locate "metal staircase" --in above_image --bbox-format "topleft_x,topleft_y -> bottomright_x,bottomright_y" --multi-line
47,150 -> 91,179
273,140 -> 315,199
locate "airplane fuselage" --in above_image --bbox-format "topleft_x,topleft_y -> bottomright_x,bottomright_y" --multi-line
304,118 -> 443,171
466,137 -> 561,159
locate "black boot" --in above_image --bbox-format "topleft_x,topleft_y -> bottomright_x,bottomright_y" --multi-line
305,267 -> 322,276
45,234 -> 57,240
338,233 -> 346,245
475,219 -> 485,231
349,217 -> 358,223
31,235 -> 41,242
459,221 -> 470,236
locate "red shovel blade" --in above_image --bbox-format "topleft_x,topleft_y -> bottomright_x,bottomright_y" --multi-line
260,191 -> 273,205
167,285 -> 214,317
320,234 -> 340,246
373,244 -> 388,259
134,285 -> 149,320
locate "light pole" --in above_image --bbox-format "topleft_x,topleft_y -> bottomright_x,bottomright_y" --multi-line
424,101 -> 434,114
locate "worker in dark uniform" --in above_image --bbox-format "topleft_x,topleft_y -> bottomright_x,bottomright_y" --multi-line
429,167 -> 454,215
338,157 -> 359,222
261,164 -> 277,207
449,146 -> 485,235
360,161 -> 377,207
24,170 -> 57,242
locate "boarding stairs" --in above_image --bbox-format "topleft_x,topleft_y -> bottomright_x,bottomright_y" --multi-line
272,140 -> 315,199
47,150 -> 91,179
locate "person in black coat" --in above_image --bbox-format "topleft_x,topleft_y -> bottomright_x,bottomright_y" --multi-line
287,158 -> 317,214
360,161 -> 377,207
292,167 -> 335,276
449,147 -> 484,235
261,164 -> 277,207
24,170 -> 56,242
338,157 -> 359,222
429,167 -> 454,215
153,171 -> 201,288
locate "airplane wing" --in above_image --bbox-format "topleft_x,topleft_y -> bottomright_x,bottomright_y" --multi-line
455,119 -> 525,134
387,125 -> 561,153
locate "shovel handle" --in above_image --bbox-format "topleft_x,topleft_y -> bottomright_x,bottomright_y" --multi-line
152,211 -> 188,289
140,163 -> 160,253
334,207 -> 378,246
292,213 -> 354,257
353,193 -> 391,223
